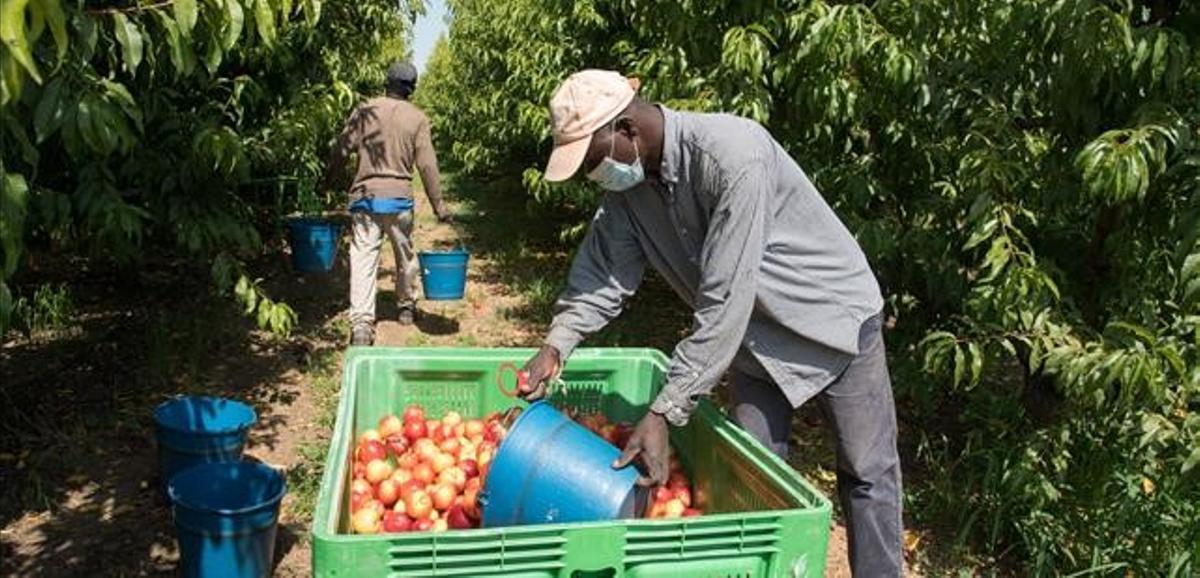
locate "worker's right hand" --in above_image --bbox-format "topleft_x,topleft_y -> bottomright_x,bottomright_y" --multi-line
519,344 -> 561,401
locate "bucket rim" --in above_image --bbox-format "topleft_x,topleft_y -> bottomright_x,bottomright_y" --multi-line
153,396 -> 258,436
496,400 -> 553,453
168,462 -> 287,516
285,216 -> 340,228
418,248 -> 470,257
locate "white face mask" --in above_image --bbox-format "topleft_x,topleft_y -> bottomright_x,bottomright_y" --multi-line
587,123 -> 645,191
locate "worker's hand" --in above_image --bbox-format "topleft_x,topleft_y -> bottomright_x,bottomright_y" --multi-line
612,411 -> 670,487
437,211 -> 455,224
518,344 -> 561,401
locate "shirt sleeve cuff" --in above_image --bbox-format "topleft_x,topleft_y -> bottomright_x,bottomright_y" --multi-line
650,390 -> 694,427
544,325 -> 582,361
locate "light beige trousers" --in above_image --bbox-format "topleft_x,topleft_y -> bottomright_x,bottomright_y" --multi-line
349,211 -> 418,327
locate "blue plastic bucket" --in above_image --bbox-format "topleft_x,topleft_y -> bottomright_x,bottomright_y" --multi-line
168,462 -> 286,578
154,396 -> 256,491
287,218 -> 340,273
480,401 -> 645,527
418,249 -> 469,300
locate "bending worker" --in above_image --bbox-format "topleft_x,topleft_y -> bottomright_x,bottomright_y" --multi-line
517,70 -> 903,576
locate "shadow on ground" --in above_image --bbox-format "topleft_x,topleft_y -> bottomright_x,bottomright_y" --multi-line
0,247 -> 348,577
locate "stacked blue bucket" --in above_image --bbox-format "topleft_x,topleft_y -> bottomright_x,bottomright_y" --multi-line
154,396 -> 286,578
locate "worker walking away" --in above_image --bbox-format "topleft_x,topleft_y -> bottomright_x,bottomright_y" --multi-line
326,61 -> 453,346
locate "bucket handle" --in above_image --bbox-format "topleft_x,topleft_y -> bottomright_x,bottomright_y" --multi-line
496,362 -> 567,400
496,362 -> 527,398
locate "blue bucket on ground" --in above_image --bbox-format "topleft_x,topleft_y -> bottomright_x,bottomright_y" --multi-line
418,248 -> 470,300
168,462 -> 286,578
154,396 -> 257,491
480,401 -> 645,527
287,218 -> 340,273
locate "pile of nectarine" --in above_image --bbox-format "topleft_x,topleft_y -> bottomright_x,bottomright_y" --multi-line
348,405 -> 507,534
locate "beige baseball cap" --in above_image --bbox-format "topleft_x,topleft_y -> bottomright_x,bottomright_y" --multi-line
544,70 -> 640,182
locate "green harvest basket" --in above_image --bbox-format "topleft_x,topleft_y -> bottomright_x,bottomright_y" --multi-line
312,347 -> 831,578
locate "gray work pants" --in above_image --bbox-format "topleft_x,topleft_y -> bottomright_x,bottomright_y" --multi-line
349,211 -> 418,328
730,315 -> 904,577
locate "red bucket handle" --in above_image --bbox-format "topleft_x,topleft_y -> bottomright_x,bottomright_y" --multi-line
496,362 -> 528,398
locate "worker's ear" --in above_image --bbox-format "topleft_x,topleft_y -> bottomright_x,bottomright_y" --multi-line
614,116 -> 639,139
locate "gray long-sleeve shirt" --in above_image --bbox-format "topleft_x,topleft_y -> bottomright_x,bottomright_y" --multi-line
545,106 -> 883,426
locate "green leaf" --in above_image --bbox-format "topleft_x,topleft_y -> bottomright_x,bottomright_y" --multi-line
174,0 -> 198,35
999,338 -> 1017,357
1150,31 -> 1168,84
303,0 -> 320,25
241,284 -> 258,315
0,280 -> 12,334
77,10 -> 98,58
1183,447 -> 1200,474
100,78 -> 142,133
75,96 -> 104,153
112,13 -> 143,75
981,235 -> 1011,282
0,57 -> 19,106
1108,321 -> 1156,345
1185,277 -> 1200,304
27,0 -> 46,59
953,344 -> 965,387
254,0 -> 275,45
2,111 -> 38,166
919,330 -> 956,348
203,24 -> 224,73
1182,251 -> 1199,283
33,76 -> 64,143
968,341 -> 983,384
88,100 -> 119,153
38,0 -> 68,61
157,12 -> 196,76
966,191 -> 993,222
964,217 -> 998,250
256,298 -> 271,327
223,0 -> 244,50
0,170 -> 30,277
1,0 -> 41,83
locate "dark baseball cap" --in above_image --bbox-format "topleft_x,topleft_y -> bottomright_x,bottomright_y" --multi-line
386,61 -> 418,85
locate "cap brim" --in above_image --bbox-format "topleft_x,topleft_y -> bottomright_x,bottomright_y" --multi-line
544,134 -> 592,182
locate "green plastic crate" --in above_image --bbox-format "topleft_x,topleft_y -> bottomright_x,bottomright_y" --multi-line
313,347 -> 831,578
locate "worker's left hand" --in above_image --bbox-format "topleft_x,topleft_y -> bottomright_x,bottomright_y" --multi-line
612,411 -> 670,486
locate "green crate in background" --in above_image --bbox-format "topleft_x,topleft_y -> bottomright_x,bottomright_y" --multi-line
313,347 -> 831,578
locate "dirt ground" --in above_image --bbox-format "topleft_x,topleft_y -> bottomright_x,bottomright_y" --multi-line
0,245 -> 344,576
1,188 -> 899,576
